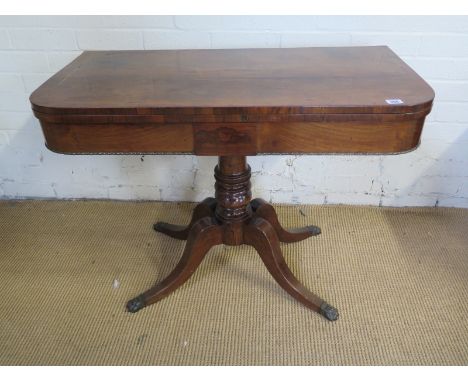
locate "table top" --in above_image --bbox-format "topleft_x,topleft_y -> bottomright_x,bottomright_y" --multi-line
30,46 -> 434,156
30,46 -> 433,116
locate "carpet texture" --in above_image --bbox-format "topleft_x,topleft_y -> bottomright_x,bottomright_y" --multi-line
0,200 -> 467,365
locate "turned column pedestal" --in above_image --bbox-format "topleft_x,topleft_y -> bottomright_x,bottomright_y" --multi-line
126,156 -> 338,321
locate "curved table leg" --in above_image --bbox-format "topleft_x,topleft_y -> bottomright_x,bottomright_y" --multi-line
250,198 -> 321,243
127,216 -> 223,313
243,217 -> 338,321
154,197 -> 217,240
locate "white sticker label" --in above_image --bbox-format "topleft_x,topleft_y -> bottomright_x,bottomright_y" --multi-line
385,98 -> 404,104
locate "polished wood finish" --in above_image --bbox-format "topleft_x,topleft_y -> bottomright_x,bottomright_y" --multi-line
154,197 -> 216,240
30,47 -> 433,113
127,156 -> 338,320
30,47 -> 435,321
215,156 -> 251,221
40,122 -> 193,154
38,119 -> 424,155
251,198 -> 321,242
194,123 -> 257,155
243,217 -> 330,316
126,216 -> 224,313
30,47 -> 434,155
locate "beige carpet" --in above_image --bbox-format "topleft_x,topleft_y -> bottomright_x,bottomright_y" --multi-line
0,200 -> 467,365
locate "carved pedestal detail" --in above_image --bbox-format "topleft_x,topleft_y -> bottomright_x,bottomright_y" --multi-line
127,155 -> 338,321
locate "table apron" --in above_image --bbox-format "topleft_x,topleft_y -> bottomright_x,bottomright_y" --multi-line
39,118 -> 426,155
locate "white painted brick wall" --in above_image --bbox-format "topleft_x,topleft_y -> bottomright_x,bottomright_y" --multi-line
0,15 -> 467,207
47,52 -> 82,72
0,51 -> 49,72
0,29 -> 10,49
281,32 -> 351,47
211,32 -> 280,48
76,30 -> 144,50
144,30 -> 211,49
9,28 -> 78,50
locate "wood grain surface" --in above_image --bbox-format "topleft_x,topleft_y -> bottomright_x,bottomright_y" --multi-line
30,46 -> 434,155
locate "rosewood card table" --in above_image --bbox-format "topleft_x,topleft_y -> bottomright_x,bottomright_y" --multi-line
30,47 -> 434,321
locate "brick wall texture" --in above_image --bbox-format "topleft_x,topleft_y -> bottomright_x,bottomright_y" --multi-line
0,16 -> 467,207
